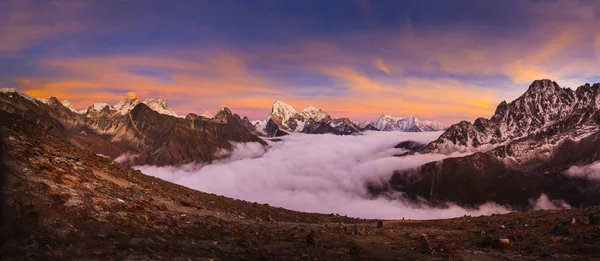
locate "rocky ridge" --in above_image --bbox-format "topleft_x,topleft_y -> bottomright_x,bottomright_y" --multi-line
0,90 -> 265,166
372,80 -> 600,208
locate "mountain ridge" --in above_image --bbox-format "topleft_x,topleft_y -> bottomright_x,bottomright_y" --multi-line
0,89 -> 266,166
372,79 -> 600,208
254,100 -> 445,136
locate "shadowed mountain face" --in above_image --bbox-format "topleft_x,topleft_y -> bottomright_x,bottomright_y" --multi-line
374,80 -> 600,208
0,91 -> 266,166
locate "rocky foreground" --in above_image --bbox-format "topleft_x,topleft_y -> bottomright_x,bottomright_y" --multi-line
1,94 -> 600,260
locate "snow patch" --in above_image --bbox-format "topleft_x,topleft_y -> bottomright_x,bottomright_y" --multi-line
201,111 -> 213,118
142,98 -> 180,118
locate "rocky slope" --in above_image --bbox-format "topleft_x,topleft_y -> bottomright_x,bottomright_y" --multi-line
373,80 -> 600,208
0,90 -> 265,166
3,90 -> 600,260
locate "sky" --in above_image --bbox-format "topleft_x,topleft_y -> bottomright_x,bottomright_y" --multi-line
1,0 -> 599,124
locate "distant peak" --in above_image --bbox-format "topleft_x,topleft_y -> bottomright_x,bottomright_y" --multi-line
302,105 -> 320,111
201,111 -> 213,118
142,98 -> 167,105
142,98 -> 179,117
270,100 -> 297,115
1,88 -> 17,93
272,100 -> 293,108
219,107 -> 232,114
527,79 -> 560,93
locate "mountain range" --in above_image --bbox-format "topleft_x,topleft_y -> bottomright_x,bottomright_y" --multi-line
3,79 -> 600,209
0,89 -> 263,166
369,80 -> 600,208
253,100 -> 445,136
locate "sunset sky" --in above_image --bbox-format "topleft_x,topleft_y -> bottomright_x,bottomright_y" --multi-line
1,0 -> 599,124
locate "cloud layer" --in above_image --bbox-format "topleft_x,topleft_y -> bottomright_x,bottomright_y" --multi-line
565,161 -> 600,180
137,132 -> 514,219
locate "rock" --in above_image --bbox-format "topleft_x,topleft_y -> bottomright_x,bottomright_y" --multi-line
306,232 -> 318,245
588,214 -> 599,225
553,222 -> 571,235
60,174 -> 80,186
419,234 -> 434,254
492,238 -> 511,249
377,220 -> 383,228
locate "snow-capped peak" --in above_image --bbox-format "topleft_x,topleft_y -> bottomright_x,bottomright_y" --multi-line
269,100 -> 303,131
301,105 -> 331,122
142,98 -> 179,117
1,88 -> 42,104
201,111 -> 213,118
1,88 -> 17,93
113,94 -> 140,115
82,103 -> 113,114
375,114 -> 443,132
60,100 -> 79,113
270,100 -> 298,117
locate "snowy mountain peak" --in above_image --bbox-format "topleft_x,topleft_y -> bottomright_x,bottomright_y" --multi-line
1,88 -> 17,93
1,88 -> 42,105
110,94 -> 180,117
201,111 -> 213,118
375,114 -> 443,132
526,79 -> 560,93
142,98 -> 179,117
301,105 -> 331,122
422,79 -> 600,154
269,100 -> 303,131
218,107 -> 233,115
271,100 -> 298,116
113,95 -> 140,115
83,103 -> 113,113
60,100 -> 79,113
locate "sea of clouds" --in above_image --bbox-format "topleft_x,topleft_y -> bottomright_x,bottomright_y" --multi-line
565,160 -> 600,180
136,131 -> 563,220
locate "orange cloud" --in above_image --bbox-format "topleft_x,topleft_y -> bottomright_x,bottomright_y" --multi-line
374,58 -> 391,75
317,65 -> 500,123
16,53 -> 283,115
